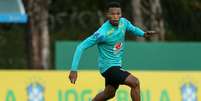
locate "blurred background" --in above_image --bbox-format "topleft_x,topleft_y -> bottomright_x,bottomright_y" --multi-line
0,0 -> 201,101
0,0 -> 201,69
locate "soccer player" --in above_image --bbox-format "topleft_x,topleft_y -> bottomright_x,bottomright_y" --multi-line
69,2 -> 156,101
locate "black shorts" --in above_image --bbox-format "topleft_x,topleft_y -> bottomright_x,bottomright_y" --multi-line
101,66 -> 130,89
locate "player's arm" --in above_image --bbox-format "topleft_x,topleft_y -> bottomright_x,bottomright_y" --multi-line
69,32 -> 104,84
126,19 -> 157,38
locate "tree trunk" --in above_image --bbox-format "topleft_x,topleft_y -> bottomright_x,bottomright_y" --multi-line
149,0 -> 165,41
26,0 -> 50,69
131,0 -> 145,41
131,0 -> 165,41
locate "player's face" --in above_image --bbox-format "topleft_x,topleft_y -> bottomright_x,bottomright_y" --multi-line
107,7 -> 122,26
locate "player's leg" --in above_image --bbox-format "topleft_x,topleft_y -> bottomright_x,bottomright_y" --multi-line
93,66 -> 120,101
123,74 -> 140,101
92,85 -> 117,101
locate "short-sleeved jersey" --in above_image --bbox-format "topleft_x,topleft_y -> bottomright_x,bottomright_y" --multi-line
71,17 -> 144,73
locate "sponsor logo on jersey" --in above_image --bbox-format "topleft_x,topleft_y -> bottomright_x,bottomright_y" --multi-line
113,42 -> 122,54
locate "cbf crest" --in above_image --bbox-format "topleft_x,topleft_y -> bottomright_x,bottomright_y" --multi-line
181,82 -> 197,101
27,82 -> 44,101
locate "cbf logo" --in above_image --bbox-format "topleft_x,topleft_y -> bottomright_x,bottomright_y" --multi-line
27,82 -> 45,101
181,82 -> 197,101
113,42 -> 123,54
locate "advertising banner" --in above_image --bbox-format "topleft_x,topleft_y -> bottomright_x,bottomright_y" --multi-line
0,70 -> 200,101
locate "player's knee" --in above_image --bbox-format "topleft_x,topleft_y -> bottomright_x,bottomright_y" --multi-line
133,77 -> 140,87
106,92 -> 115,99
128,76 -> 140,88
104,90 -> 116,99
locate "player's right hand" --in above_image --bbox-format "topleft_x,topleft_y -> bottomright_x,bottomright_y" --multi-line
68,71 -> 77,84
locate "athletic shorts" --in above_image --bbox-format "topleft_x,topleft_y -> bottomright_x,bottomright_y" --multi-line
101,66 -> 130,89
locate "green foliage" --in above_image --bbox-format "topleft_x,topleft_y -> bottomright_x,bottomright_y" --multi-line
49,0 -> 201,41
0,0 -> 201,68
0,24 -> 27,69
49,0 -> 133,40
161,0 -> 201,41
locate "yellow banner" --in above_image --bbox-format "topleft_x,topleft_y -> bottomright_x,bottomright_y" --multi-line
0,70 -> 200,101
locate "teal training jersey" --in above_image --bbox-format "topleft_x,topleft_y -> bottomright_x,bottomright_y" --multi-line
71,17 -> 145,73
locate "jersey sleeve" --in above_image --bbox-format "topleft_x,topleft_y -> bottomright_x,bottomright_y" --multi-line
125,19 -> 145,37
70,32 -> 104,71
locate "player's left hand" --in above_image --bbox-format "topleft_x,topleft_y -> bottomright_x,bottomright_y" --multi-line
144,31 -> 158,38
69,71 -> 77,84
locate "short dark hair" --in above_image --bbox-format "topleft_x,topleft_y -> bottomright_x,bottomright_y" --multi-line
106,2 -> 121,10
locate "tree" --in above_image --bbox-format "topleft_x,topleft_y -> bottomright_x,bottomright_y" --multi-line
26,0 -> 50,69
131,0 -> 165,41
149,0 -> 165,41
131,0 -> 146,41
